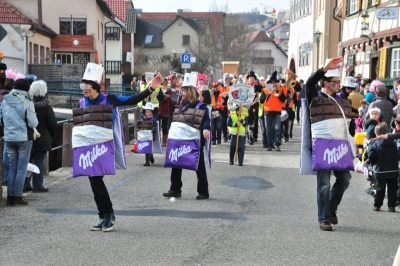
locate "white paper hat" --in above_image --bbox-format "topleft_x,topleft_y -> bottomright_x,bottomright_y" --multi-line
143,102 -> 154,111
324,59 -> 341,78
82,63 -> 104,85
343,76 -> 356,88
182,72 -> 197,88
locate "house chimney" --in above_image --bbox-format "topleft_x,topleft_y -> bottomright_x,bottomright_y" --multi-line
136,8 -> 142,17
177,9 -> 183,13
38,0 -> 42,25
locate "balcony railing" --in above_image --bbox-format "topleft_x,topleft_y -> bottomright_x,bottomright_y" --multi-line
105,61 -> 122,75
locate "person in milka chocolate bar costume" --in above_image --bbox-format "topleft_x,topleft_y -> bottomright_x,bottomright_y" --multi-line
75,63 -> 161,232
163,72 -> 211,200
304,57 -> 353,232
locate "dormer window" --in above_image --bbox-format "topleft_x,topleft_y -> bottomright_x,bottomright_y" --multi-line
145,35 -> 153,44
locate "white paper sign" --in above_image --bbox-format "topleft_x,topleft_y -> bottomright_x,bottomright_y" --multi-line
228,84 -> 255,105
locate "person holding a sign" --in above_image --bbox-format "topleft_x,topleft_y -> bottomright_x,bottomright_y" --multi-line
163,72 -> 211,200
76,63 -> 161,232
227,103 -> 248,166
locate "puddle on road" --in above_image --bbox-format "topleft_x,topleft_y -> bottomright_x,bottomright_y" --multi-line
223,176 -> 274,190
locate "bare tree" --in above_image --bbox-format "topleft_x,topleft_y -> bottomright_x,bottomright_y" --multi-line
191,10 -> 256,79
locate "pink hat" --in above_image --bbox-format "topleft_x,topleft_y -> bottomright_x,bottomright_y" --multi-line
369,79 -> 384,93
368,107 -> 381,116
197,73 -> 208,81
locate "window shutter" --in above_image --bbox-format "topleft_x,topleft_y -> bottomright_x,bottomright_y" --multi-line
372,0 -> 380,6
378,47 -> 387,79
362,0 -> 368,10
345,0 -> 349,16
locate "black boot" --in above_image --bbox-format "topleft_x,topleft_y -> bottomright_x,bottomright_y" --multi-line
6,195 -> 14,206
14,196 -> 28,205
144,155 -> 150,166
23,177 -> 33,192
150,154 -> 154,164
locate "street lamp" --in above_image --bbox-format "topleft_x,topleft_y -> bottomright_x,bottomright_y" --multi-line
314,30 -> 322,70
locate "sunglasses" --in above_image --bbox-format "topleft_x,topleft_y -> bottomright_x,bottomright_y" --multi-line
330,80 -> 341,85
80,83 -> 92,90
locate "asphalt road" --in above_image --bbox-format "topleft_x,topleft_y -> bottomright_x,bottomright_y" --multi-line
1,124 -> 399,266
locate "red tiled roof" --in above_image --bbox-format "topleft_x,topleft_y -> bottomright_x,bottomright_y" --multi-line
105,0 -> 126,22
0,0 -> 32,24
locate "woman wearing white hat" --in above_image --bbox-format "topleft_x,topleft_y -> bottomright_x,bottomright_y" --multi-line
163,72 -> 211,200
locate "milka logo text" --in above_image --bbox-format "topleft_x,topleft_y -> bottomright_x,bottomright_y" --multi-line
323,143 -> 348,164
138,141 -> 150,150
169,145 -> 192,162
79,144 -> 108,169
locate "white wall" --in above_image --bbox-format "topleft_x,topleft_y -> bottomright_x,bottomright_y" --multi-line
0,24 -> 31,73
287,3 -> 315,81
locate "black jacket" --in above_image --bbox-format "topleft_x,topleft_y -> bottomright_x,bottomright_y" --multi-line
32,97 -> 57,152
366,139 -> 398,179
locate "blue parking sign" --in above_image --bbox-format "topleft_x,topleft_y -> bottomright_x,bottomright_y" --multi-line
181,53 -> 191,63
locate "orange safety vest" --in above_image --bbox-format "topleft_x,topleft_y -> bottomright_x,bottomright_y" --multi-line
263,86 -> 287,112
211,91 -> 226,109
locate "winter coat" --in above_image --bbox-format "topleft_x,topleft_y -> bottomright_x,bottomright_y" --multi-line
0,89 -> 38,141
366,139 -> 398,179
364,119 -> 379,140
32,96 -> 57,152
158,89 -> 172,117
367,97 -> 394,128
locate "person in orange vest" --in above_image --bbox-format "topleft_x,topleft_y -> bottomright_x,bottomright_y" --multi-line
211,81 -> 227,145
259,71 -> 287,151
221,73 -> 233,142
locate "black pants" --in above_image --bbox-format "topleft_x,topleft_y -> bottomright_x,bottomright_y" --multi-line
374,177 -> 399,208
159,115 -> 169,134
220,109 -> 228,140
89,176 -> 113,218
169,139 -> 209,196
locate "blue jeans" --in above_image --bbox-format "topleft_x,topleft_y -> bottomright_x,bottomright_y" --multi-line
260,116 -> 268,147
30,150 -> 47,190
2,141 -> 8,186
317,170 -> 351,222
6,141 -> 33,196
265,112 -> 282,147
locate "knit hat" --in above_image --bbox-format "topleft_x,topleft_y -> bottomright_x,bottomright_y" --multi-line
369,79 -> 383,93
368,107 -> 381,116
14,79 -> 31,92
375,83 -> 387,97
364,92 -> 375,104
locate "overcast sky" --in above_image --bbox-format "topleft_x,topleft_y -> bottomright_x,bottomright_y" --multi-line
133,0 -> 290,13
